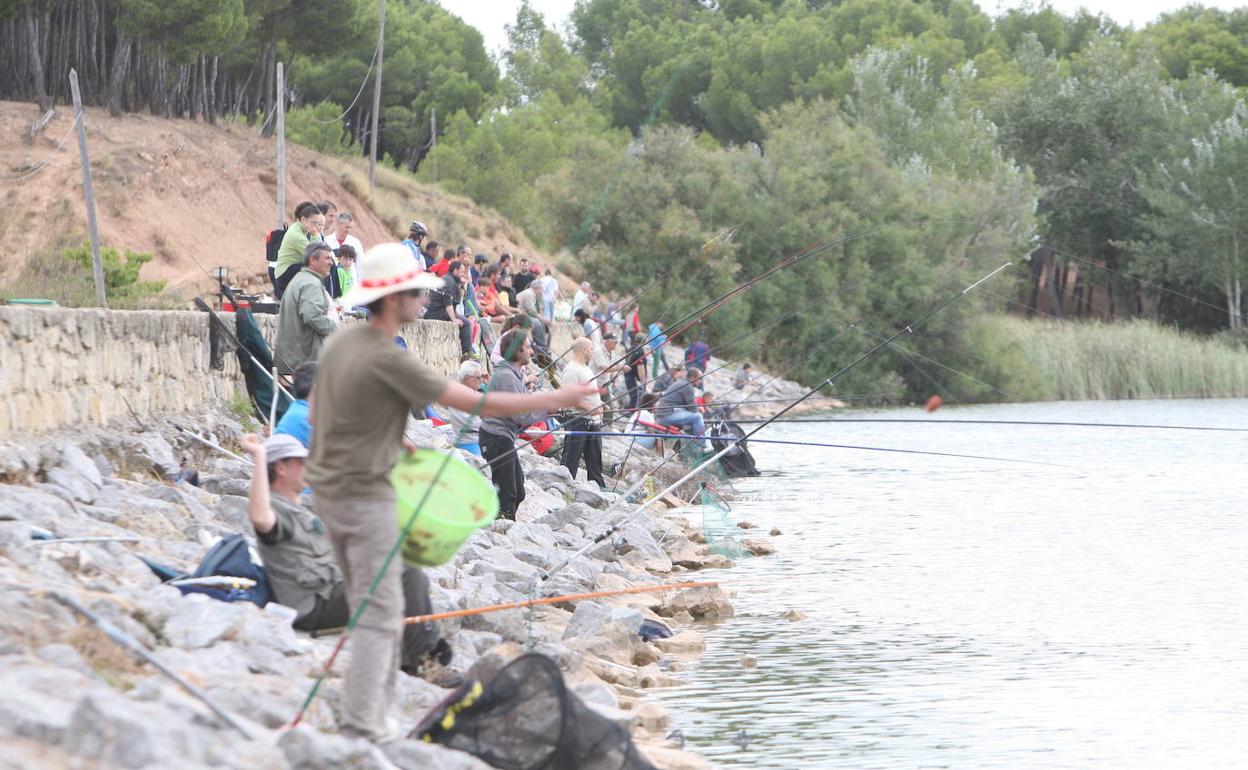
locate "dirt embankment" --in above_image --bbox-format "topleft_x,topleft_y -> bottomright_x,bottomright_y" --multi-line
0,100 -> 551,300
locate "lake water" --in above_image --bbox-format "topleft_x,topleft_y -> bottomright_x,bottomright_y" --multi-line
653,399 -> 1248,769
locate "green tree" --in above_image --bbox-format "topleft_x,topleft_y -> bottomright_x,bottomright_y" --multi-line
1130,79 -> 1248,328
1137,6 -> 1248,86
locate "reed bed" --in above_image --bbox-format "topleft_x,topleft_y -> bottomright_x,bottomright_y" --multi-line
983,316 -> 1248,401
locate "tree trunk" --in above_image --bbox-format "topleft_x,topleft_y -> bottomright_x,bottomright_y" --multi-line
106,32 -> 132,117
23,2 -> 52,111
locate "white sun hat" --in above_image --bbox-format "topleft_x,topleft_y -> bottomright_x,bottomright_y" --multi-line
340,242 -> 442,308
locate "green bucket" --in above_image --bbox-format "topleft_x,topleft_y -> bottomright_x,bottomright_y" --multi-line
391,449 -> 499,567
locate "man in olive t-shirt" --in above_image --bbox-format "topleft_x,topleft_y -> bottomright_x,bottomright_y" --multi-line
305,242 -> 595,744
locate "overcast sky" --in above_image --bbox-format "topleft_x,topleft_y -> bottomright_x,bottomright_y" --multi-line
443,0 -> 1246,60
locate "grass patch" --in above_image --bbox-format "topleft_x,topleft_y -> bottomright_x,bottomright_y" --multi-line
1,240 -> 170,309
975,316 -> 1248,400
226,388 -> 262,433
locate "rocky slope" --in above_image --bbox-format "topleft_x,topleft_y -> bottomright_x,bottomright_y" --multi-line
0,405 -> 773,770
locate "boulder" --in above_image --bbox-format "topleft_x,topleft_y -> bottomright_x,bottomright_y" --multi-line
655,630 -> 705,654
162,593 -> 244,649
118,432 -> 179,477
466,549 -> 539,587
385,739 -> 495,770
742,538 -> 775,556
46,446 -> 104,504
534,502 -> 593,531
630,700 -> 670,732
779,608 -> 806,622
572,483 -> 610,509
279,724 -> 393,770
0,663 -> 96,743
64,689 -> 212,768
199,475 -> 250,498
657,586 -> 734,621
562,601 -> 611,641
528,465 -> 574,493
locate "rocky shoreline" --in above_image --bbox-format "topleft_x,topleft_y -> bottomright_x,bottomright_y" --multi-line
0,391 -> 786,769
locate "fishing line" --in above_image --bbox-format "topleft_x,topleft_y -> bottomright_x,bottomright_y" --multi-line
727,417 -> 1248,432
549,430 -> 1065,467
539,261 -> 1016,584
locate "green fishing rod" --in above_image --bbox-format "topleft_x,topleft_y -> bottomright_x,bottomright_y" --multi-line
540,261 -> 1016,584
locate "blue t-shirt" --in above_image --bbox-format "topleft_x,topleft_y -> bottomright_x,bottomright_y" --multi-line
648,323 -> 667,349
275,399 -> 312,448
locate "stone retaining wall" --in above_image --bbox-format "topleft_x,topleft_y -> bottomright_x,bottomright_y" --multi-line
0,306 -> 579,438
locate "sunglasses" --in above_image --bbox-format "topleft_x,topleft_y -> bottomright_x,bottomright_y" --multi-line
402,289 -> 426,298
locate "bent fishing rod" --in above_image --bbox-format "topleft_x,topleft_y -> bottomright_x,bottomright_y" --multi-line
539,261 -> 1015,584
726,417 -> 1248,432
548,429 -> 1065,467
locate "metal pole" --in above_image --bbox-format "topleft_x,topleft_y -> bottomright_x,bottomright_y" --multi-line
268,365 -> 280,428
368,0 -> 385,193
69,69 -> 105,307
275,61 -> 286,229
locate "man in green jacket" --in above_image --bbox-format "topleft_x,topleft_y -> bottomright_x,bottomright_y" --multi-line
276,242 -> 337,374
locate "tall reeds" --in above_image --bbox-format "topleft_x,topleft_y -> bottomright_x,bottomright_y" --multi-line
979,316 -> 1248,401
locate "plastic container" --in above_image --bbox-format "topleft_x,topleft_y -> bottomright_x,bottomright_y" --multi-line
391,449 -> 499,566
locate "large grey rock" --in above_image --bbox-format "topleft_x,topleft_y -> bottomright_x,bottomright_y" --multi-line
466,549 -> 539,586
279,724 -> 393,770
118,432 -> 180,477
239,606 -> 311,655
199,475 -> 250,497
0,484 -> 76,530
0,663 -> 95,743
64,690 -> 209,768
573,483 -> 610,509
212,495 -> 252,532
163,593 -> 244,649
562,600 -> 613,641
46,445 -> 104,503
657,585 -> 734,620
534,502 -> 593,531
528,465 -> 574,492
384,739 -> 495,770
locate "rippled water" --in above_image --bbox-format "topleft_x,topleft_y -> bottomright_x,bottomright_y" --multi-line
653,399 -> 1248,769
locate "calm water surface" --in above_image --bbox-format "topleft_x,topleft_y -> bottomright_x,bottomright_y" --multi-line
653,399 -> 1248,769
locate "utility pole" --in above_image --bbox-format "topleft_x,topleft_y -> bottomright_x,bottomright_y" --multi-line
369,0 -> 385,194
276,61 -> 286,228
69,69 -> 106,307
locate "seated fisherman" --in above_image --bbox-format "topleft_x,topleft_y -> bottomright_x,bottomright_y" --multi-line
240,433 -> 458,684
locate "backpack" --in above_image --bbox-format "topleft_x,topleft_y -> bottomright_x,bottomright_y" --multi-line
265,227 -> 286,264
174,533 -> 273,606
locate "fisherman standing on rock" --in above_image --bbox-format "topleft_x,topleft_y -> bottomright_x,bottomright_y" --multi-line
305,242 -> 596,743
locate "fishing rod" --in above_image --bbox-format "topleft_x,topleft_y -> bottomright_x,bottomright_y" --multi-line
51,591 -> 254,739
608,317 -> 862,490
540,261 -> 1015,584
548,430 -> 1066,467
603,394 -> 889,417
727,417 -> 1248,432
309,580 -> 720,638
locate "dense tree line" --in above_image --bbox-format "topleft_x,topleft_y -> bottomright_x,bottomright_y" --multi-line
6,0 -> 1248,394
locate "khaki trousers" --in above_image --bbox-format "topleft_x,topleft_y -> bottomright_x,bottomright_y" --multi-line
314,495 -> 403,740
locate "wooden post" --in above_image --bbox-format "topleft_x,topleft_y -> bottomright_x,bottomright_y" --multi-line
430,107 -> 436,180
69,69 -> 106,307
276,61 -> 286,228
368,0 -> 386,194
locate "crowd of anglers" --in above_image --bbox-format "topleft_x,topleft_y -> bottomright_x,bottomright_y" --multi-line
248,203 -> 753,743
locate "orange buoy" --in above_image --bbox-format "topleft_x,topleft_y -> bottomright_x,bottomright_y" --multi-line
925,395 -> 943,412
